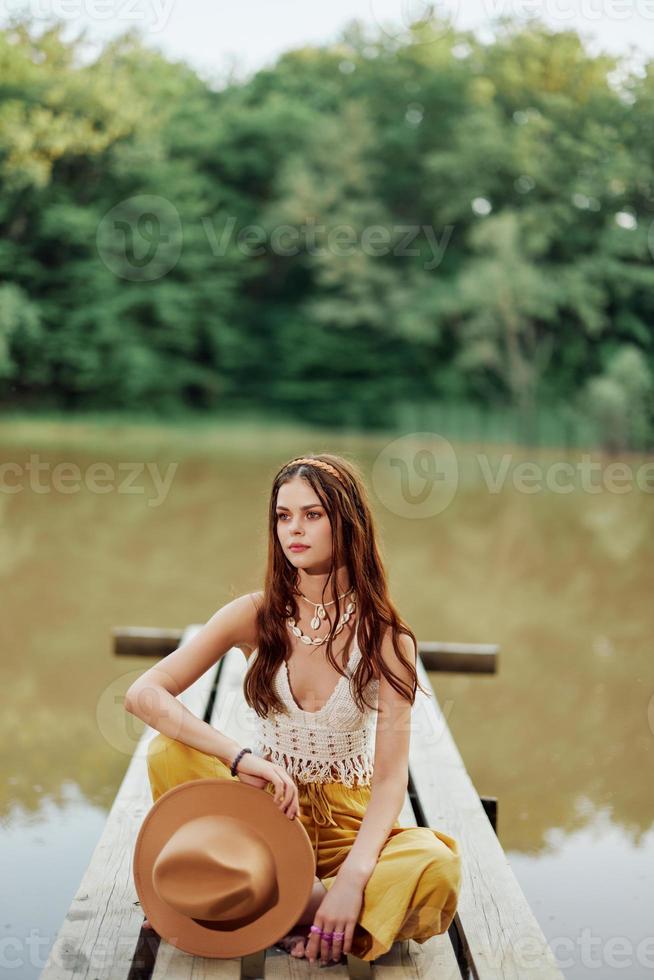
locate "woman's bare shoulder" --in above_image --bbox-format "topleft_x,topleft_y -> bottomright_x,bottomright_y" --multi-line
236,590 -> 264,660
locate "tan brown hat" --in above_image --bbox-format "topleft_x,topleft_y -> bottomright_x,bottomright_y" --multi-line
133,777 -> 315,958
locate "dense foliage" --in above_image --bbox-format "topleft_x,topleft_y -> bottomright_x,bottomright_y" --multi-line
1,14 -> 653,448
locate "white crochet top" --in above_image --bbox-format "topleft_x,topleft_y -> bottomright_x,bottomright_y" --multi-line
247,638 -> 379,787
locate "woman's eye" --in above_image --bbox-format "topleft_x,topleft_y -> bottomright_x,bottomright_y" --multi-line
276,512 -> 321,520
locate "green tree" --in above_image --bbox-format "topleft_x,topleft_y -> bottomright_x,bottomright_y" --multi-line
581,345 -> 653,452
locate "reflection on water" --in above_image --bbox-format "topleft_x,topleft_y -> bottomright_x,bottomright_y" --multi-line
1,421 -> 653,980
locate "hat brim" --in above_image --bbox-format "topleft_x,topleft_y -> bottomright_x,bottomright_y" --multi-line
133,778 -> 315,958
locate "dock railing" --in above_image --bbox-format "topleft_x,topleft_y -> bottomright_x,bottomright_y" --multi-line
40,625 -> 564,980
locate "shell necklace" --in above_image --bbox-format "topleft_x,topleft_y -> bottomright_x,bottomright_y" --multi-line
285,587 -> 356,646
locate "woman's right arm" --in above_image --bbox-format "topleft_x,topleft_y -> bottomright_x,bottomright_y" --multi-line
123,593 -> 260,766
126,683 -> 244,765
123,593 -> 301,819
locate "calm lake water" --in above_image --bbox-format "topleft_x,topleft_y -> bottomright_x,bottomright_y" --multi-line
2,417 -> 653,980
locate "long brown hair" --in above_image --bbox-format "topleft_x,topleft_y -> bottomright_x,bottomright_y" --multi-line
243,452 -> 431,719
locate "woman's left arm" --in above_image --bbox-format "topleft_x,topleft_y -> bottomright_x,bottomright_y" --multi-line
305,631 -> 416,962
337,629 -> 416,885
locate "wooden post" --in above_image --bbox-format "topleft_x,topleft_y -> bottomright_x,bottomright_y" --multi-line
112,628 -> 498,674
480,795 -> 498,835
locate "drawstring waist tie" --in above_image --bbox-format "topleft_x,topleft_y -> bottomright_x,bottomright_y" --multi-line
300,781 -> 339,857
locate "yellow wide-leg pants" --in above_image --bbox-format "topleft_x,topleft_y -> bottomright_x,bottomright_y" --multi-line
146,733 -> 462,961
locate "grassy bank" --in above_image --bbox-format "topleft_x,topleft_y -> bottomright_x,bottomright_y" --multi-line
0,400 -> 649,459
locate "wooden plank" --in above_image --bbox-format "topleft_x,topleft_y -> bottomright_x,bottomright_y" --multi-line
43,620 -> 555,980
40,625 -> 217,980
149,647 -> 255,979
408,656 -> 564,980
112,627 -> 497,676
190,648 -> 463,979
112,627 -> 183,659
369,811 -> 462,977
419,643 -> 498,675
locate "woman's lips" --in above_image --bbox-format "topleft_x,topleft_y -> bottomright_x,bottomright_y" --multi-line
289,544 -> 309,551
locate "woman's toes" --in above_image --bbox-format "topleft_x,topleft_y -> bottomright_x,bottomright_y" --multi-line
275,930 -> 307,957
279,925 -> 311,958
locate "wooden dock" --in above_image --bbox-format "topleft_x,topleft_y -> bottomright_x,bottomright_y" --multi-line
40,626 -> 564,979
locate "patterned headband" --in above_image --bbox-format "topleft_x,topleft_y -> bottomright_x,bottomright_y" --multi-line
282,456 -> 346,485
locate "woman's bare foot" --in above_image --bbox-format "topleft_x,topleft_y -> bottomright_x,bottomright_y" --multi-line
277,927 -> 344,965
275,923 -> 312,957
275,878 -> 328,959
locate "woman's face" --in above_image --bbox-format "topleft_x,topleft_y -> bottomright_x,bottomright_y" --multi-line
275,476 -> 334,570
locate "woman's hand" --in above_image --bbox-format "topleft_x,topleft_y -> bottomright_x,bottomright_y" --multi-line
305,875 -> 365,965
232,752 -> 300,820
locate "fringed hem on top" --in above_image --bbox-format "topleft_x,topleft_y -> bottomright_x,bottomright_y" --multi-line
255,743 -> 374,787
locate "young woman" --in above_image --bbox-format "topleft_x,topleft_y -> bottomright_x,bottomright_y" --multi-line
125,453 -> 461,966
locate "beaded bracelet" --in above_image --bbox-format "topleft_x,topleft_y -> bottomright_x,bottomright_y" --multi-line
230,747 -> 252,777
